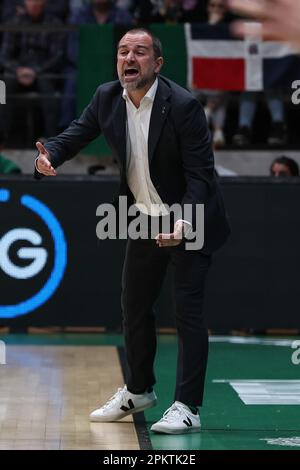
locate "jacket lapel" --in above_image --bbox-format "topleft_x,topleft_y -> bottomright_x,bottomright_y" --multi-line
148,77 -> 171,164
112,92 -> 127,164
112,77 -> 171,165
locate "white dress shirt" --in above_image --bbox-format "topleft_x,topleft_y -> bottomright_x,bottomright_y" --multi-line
123,79 -> 192,236
123,78 -> 169,217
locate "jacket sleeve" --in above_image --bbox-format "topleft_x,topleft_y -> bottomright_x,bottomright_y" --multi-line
178,98 -> 216,227
34,87 -> 102,179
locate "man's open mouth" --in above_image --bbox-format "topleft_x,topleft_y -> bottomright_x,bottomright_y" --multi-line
124,68 -> 139,78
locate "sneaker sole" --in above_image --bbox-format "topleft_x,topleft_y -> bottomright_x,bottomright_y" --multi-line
89,399 -> 157,422
151,425 -> 201,435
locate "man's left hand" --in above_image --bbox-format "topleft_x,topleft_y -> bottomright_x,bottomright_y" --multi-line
155,220 -> 184,248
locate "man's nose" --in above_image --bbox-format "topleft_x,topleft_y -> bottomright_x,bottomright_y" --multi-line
125,51 -> 135,62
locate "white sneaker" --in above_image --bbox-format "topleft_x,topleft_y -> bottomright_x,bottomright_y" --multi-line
150,401 -> 201,434
89,385 -> 157,422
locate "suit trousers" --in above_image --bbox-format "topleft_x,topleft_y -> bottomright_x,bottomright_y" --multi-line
121,236 -> 211,407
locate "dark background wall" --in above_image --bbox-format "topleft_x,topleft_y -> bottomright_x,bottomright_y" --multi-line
0,176 -> 299,330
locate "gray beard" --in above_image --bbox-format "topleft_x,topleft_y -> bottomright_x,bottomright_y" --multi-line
119,73 -> 156,91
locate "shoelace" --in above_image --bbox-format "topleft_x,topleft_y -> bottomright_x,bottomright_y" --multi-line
102,387 -> 127,410
161,403 -> 186,422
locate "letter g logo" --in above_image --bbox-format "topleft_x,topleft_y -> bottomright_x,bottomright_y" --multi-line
0,228 -> 47,279
0,189 -> 67,318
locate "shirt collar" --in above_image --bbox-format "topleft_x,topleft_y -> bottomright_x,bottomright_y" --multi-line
122,77 -> 158,105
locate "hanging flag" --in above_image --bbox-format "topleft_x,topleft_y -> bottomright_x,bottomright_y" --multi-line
185,23 -> 300,91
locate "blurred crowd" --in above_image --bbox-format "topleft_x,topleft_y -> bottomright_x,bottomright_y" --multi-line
0,1 -> 210,25
0,0 -> 297,168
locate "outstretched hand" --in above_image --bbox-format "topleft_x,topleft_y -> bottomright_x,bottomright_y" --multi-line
155,220 -> 184,248
35,141 -> 56,176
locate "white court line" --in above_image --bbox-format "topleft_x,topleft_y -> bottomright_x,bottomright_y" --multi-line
209,336 -> 298,347
213,380 -> 300,405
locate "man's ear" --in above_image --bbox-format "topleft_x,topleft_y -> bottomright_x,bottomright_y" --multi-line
155,57 -> 164,74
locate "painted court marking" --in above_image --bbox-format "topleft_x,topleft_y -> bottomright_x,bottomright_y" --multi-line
213,380 -> 300,405
261,437 -> 300,447
210,336 -> 296,347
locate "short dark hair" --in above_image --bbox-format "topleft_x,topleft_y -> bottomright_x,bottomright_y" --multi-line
270,156 -> 300,176
118,28 -> 163,59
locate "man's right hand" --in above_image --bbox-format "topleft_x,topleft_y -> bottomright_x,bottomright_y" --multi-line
35,141 -> 57,176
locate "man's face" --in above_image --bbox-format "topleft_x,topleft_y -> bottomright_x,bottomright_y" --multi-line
271,162 -> 292,177
117,32 -> 163,91
25,0 -> 46,18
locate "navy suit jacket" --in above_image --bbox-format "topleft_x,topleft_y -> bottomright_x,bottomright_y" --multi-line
35,75 -> 230,253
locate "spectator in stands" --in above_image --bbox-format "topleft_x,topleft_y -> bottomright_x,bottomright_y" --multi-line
71,0 -> 133,25
134,0 -> 175,24
134,0 -> 225,24
68,1 -> 88,17
46,0 -> 69,21
227,1 -> 290,150
0,0 -> 65,139
180,0 -> 207,23
60,0 -> 133,130
1,0 -> 69,21
134,0 -> 207,24
233,90 -> 287,148
202,0 -> 228,148
0,154 -> 21,174
270,156 -> 299,177
1,1 -> 24,22
161,0 -> 182,24
0,131 -> 21,173
116,0 -> 135,11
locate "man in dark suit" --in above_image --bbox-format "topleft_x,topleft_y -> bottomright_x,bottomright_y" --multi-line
35,28 -> 230,434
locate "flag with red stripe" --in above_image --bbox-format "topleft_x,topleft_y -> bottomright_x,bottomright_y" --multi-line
185,23 -> 300,91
